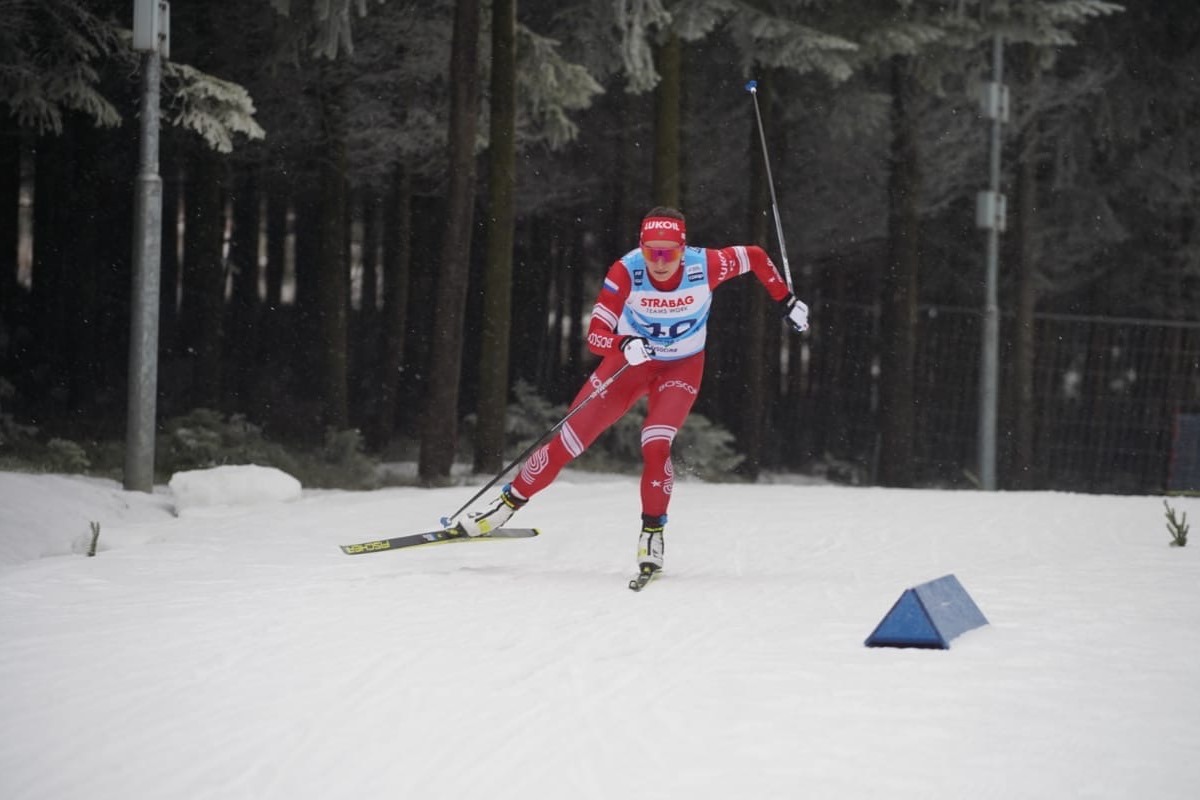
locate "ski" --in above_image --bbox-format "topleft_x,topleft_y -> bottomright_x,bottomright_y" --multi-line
339,527 -> 540,555
628,566 -> 660,592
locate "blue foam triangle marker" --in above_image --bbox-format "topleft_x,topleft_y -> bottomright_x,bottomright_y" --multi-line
865,588 -> 946,648
914,574 -> 988,643
865,574 -> 989,649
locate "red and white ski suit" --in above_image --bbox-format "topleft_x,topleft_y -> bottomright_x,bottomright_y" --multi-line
510,244 -> 789,518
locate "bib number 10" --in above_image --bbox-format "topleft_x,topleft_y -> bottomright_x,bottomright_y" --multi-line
644,319 -> 698,340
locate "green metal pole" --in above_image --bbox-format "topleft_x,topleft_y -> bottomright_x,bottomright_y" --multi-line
979,32 -> 1004,491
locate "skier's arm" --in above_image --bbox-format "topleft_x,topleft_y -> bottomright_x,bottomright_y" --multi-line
706,245 -> 790,301
586,262 -> 634,357
708,245 -> 808,332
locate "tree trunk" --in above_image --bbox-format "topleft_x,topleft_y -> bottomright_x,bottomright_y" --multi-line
361,189 -> 381,321
84,124 -> 132,418
652,33 -> 682,207
511,216 -> 551,392
66,123 -> 102,415
400,196 -> 439,436
474,0 -> 517,474
181,149 -> 226,411
0,125 -> 19,323
814,262 -> 849,458
264,189 -> 286,310
419,0 -> 481,484
317,138 -> 349,430
878,56 -> 920,487
31,131 -> 72,416
375,163 -> 412,450
565,226 -> 586,389
293,181 -> 321,324
613,89 -> 649,254
160,163 -> 181,359
351,189 -> 381,432
740,72 -> 774,479
257,182 -> 289,430
227,167 -> 260,412
1010,45 -> 1042,489
289,175 -> 324,437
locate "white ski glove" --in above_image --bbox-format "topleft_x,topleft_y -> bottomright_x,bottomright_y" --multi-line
620,336 -> 653,366
780,294 -> 809,333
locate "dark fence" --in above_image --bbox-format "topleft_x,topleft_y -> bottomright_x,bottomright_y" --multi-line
818,304 -> 1200,494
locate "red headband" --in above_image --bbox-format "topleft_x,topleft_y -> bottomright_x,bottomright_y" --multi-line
640,216 -> 686,247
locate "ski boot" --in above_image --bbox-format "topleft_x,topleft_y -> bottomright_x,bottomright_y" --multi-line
455,484 -> 527,537
637,513 -> 666,573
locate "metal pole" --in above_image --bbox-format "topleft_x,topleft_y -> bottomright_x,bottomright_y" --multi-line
979,32 -> 1003,491
124,48 -> 162,492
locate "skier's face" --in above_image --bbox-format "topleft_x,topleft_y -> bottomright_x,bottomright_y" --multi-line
642,240 -> 683,281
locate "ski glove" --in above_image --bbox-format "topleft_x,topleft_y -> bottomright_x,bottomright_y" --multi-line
620,336 -> 653,366
780,294 -> 810,333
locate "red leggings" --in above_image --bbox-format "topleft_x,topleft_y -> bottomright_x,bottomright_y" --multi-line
511,353 -> 704,518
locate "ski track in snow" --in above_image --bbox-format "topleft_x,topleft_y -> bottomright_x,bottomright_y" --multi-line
1,473 -> 1199,799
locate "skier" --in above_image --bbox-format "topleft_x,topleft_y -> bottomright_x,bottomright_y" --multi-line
457,206 -> 810,575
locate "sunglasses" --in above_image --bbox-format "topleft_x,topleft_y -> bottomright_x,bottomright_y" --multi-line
642,245 -> 683,262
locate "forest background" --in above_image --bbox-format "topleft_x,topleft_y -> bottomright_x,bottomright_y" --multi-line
1,0 -> 1198,495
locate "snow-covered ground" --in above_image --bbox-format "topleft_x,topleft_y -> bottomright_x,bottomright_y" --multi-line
1,466 -> 1197,800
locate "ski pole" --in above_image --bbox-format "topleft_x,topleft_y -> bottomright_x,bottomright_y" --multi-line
441,362 -> 632,527
745,79 -> 795,294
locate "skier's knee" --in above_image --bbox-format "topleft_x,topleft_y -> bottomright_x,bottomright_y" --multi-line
641,438 -> 672,465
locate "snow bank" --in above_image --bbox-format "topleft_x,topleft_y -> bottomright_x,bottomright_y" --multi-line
169,464 -> 302,515
0,465 -> 303,570
0,472 -> 174,570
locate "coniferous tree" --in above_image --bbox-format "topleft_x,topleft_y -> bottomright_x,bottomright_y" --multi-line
317,119 -> 350,430
878,52 -> 920,486
1009,42 -> 1043,488
740,70 -> 774,479
419,0 -> 483,484
180,147 -> 227,411
0,124 -> 18,327
376,163 -> 412,449
227,168 -> 261,409
652,31 -> 682,207
474,0 -> 518,474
